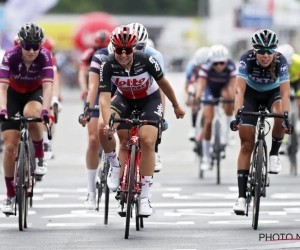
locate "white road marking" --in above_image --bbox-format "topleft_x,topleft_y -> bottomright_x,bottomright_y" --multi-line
271,193 -> 300,199
42,213 -> 116,219
129,221 -> 195,226
46,223 -> 98,227
0,223 -> 32,227
209,220 -> 279,225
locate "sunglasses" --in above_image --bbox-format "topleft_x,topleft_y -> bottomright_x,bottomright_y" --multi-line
255,49 -> 275,55
213,62 -> 225,66
22,43 -> 40,51
114,47 -> 134,55
135,43 -> 146,51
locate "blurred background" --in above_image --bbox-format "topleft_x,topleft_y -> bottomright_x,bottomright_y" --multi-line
0,0 -> 299,87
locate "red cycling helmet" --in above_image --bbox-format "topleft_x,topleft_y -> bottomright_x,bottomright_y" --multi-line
111,26 -> 138,47
14,35 -> 20,46
94,30 -> 111,48
42,37 -> 55,51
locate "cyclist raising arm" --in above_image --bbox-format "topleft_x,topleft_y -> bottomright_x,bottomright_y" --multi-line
0,23 -> 53,214
98,26 -> 185,216
232,29 -> 290,215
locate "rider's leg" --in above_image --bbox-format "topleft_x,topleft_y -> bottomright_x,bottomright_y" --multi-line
222,85 -> 235,145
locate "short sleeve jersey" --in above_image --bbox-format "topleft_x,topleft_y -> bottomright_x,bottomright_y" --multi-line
237,50 -> 289,92
0,46 -> 54,93
99,51 -> 164,99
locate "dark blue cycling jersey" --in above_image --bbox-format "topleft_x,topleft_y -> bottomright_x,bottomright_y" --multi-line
237,50 -> 289,92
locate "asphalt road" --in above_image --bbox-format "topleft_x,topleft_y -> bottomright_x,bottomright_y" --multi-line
1,72 -> 300,250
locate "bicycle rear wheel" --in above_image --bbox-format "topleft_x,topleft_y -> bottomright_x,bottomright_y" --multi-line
252,140 -> 263,230
96,168 -> 103,211
125,145 -> 136,239
214,120 -> 221,185
104,160 -> 110,225
289,114 -> 298,176
17,142 -> 26,231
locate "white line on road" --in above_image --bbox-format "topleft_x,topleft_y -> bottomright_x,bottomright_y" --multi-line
209,220 -> 279,225
46,223 -> 98,227
0,223 -> 32,227
129,221 -> 195,226
42,213 -> 116,219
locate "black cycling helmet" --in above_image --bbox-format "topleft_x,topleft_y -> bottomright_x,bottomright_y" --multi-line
18,23 -> 44,44
251,29 -> 278,49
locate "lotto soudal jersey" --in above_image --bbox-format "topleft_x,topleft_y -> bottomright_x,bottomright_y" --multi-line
0,46 -> 54,93
237,50 -> 289,92
99,51 -> 164,99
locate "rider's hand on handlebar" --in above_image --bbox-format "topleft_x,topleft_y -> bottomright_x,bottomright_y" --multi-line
230,118 -> 243,131
103,124 -> 116,137
78,112 -> 91,126
282,120 -> 294,135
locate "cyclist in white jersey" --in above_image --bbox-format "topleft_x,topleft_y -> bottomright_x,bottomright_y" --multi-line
116,22 -> 166,172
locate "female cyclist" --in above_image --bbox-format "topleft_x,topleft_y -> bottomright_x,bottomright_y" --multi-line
231,29 -> 290,215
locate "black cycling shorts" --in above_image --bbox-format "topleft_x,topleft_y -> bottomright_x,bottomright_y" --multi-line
111,90 -> 162,130
242,85 -> 281,126
2,86 -> 43,132
291,79 -> 300,95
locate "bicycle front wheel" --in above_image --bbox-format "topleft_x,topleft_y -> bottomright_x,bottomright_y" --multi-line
17,142 -> 26,231
104,160 -> 110,225
289,113 -> 298,176
252,140 -> 263,230
214,120 -> 221,185
125,144 -> 136,239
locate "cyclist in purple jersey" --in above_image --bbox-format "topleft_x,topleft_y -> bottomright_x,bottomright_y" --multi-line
0,23 -> 53,214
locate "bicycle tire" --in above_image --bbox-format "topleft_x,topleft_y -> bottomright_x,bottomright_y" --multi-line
53,103 -> 58,124
135,198 -> 140,231
140,216 -> 144,228
96,168 -> 103,212
24,144 -> 30,229
125,144 -> 136,239
252,140 -> 263,230
17,142 -> 26,231
104,160 -> 110,225
289,114 -> 298,176
214,120 -> 221,185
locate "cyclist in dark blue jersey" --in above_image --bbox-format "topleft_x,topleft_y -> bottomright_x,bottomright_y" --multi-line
196,44 -> 236,171
231,29 -> 290,215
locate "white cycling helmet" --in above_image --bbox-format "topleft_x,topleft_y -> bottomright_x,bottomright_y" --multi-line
276,44 -> 294,65
107,41 -> 114,54
209,44 -> 229,63
127,23 -> 148,44
194,46 -> 210,66
146,38 -> 155,48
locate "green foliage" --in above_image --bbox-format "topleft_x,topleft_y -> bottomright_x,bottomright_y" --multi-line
50,0 -> 198,16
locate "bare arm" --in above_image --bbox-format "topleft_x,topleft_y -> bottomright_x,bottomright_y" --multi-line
99,92 -> 112,125
229,77 -> 236,98
52,70 -> 60,98
87,72 -> 100,108
78,68 -> 88,93
156,77 -> 179,106
0,83 -> 8,110
196,77 -> 207,100
42,82 -> 53,112
234,77 -> 247,114
280,81 -> 290,114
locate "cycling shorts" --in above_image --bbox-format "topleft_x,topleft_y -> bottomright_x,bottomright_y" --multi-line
111,90 -> 162,130
2,86 -> 43,132
291,79 -> 300,97
241,85 -> 281,126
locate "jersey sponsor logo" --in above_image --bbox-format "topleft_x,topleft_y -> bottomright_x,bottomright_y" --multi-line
239,61 -> 247,69
13,74 -> 40,81
249,74 -> 274,84
40,49 -> 50,62
111,64 -> 121,68
18,63 -> 22,71
114,77 -> 147,87
100,62 -> 105,81
3,56 -> 8,63
95,54 -> 106,62
280,65 -> 288,72
149,56 -> 160,71
134,62 -> 140,67
5,50 -> 17,60
134,68 -> 143,74
0,65 -> 9,70
154,103 -> 163,117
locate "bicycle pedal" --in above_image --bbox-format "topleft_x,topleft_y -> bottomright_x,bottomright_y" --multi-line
154,169 -> 160,173
139,215 -> 149,218
3,212 -> 14,217
118,211 -> 126,217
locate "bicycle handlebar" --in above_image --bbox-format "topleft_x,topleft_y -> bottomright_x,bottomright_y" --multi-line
108,113 -> 163,143
0,114 -> 52,140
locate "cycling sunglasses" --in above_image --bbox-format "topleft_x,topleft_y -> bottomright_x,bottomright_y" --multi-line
22,43 -> 40,51
135,43 -> 146,51
213,61 -> 225,66
255,49 -> 275,55
114,47 -> 134,55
